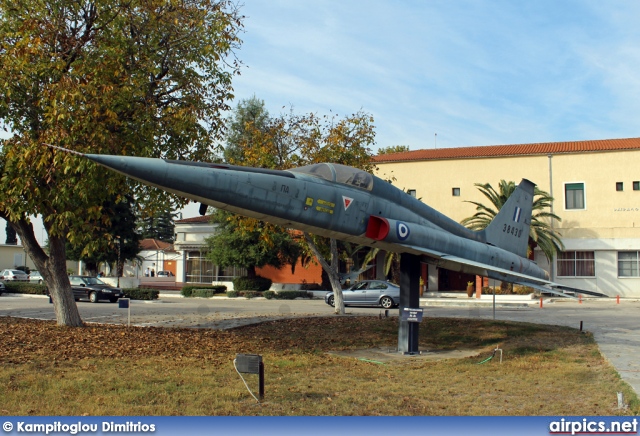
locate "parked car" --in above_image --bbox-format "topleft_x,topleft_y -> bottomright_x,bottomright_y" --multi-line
0,269 -> 30,281
68,275 -> 124,303
156,270 -> 174,277
324,280 -> 400,309
29,270 -> 44,284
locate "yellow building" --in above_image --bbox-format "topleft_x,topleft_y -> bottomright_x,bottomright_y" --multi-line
373,137 -> 640,297
0,244 -> 37,271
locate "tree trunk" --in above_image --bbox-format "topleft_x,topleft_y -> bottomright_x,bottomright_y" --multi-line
304,233 -> 345,315
10,218 -> 84,327
247,265 -> 257,279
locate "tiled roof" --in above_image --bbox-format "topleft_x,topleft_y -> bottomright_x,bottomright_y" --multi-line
373,137 -> 640,163
175,215 -> 211,224
139,239 -> 175,251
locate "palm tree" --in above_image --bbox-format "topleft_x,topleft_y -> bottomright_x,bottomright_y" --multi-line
461,180 -> 564,262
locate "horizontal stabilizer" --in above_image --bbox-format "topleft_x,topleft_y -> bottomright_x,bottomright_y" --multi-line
551,284 -> 609,298
515,281 -> 578,299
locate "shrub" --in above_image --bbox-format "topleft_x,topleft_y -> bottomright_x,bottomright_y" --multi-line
122,288 -> 159,300
512,285 -> 535,295
232,276 -> 272,292
239,291 -> 261,299
192,289 -> 217,298
226,290 -> 238,298
263,291 -> 275,299
300,282 -> 323,291
4,282 -> 47,295
180,285 -> 227,297
273,290 -> 312,300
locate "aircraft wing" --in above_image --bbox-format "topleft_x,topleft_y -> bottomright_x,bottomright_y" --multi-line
400,244 -> 609,298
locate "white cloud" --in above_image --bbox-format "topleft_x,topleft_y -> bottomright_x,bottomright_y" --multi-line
230,0 -> 640,151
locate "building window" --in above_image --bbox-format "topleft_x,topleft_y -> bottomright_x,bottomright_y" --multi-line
616,182 -> 623,191
185,251 -> 246,283
407,189 -> 416,197
565,183 -> 585,210
633,181 -> 640,191
186,251 -> 215,283
452,187 -> 460,197
557,251 -> 595,277
618,251 -> 640,277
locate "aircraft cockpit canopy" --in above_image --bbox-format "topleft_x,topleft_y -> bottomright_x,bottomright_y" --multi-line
288,163 -> 373,191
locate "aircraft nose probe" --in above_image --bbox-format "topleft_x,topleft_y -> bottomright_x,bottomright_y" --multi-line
43,143 -> 87,156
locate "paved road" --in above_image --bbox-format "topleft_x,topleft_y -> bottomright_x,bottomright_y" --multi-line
1,293 -> 639,397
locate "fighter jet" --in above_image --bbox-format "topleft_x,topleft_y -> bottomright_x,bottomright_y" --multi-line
53,146 -> 603,298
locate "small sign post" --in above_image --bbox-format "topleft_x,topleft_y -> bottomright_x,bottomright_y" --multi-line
401,307 -> 424,323
118,298 -> 131,327
401,308 -> 423,355
236,353 -> 264,400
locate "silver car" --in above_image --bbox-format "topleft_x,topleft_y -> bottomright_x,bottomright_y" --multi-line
29,270 -> 44,284
0,269 -> 30,281
324,280 -> 400,309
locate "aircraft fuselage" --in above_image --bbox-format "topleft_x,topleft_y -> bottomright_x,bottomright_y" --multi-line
85,155 -> 548,284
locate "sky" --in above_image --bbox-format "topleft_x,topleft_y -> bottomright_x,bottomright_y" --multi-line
3,0 -> 640,245
230,0 -> 640,150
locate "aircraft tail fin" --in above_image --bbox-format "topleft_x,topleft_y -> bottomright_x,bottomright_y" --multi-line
481,179 -> 535,259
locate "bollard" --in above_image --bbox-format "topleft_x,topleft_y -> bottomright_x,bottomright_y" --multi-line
539,298 -> 543,308
617,295 -> 620,304
579,294 -> 582,304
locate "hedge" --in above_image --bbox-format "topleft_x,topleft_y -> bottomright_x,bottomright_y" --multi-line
180,285 -> 227,298
481,285 -> 535,295
232,276 -> 272,292
226,290 -> 271,299
3,282 -> 47,295
271,290 -> 313,300
122,288 -> 159,300
226,290 -> 312,299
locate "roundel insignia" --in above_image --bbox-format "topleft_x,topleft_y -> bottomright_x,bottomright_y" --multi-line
396,221 -> 410,241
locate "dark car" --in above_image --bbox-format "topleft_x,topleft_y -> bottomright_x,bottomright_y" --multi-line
0,280 -> 5,295
324,280 -> 400,309
156,270 -> 174,277
69,275 -> 124,303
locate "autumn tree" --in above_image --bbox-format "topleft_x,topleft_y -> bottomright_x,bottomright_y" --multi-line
0,0 -> 243,326
205,209 -> 301,279
377,145 -> 409,155
205,97 -> 301,281
223,96 -> 270,163
224,106 -> 376,314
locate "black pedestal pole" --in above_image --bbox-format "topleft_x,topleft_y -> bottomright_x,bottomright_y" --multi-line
398,253 -> 421,354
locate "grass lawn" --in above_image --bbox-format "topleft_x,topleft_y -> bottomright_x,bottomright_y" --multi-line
0,315 -> 637,416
